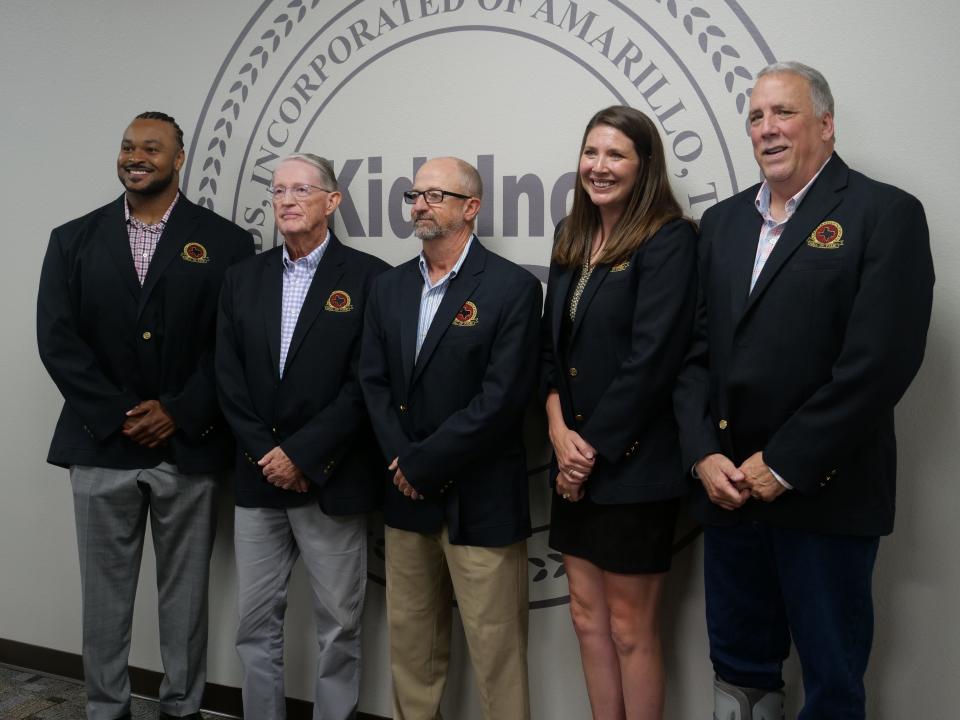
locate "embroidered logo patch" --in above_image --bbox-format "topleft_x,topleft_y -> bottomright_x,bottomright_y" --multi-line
453,300 -> 479,327
180,242 -> 210,263
324,290 -> 353,312
610,259 -> 631,272
806,221 -> 844,249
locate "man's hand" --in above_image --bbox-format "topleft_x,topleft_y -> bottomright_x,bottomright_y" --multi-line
389,457 -> 422,501
123,400 -> 176,448
695,453 -> 749,510
258,447 -> 309,493
737,451 -> 786,503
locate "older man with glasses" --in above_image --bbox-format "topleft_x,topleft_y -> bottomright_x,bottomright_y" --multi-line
359,156 -> 542,720
215,153 -> 389,720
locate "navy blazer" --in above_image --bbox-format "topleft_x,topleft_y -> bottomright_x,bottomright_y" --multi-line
675,155 -> 934,535
37,193 -> 254,473
542,218 -> 698,503
359,239 -> 542,546
215,234 -> 389,514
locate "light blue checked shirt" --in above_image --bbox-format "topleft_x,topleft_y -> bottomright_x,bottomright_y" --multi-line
279,233 -> 329,376
415,235 -> 474,360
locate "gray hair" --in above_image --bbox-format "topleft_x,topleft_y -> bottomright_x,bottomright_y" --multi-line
277,153 -> 338,191
757,61 -> 834,118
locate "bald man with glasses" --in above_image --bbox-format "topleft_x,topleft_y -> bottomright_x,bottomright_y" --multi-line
359,156 -> 542,720
215,153 -> 388,720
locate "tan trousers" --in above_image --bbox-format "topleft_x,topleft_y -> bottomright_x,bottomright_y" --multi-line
385,526 -> 530,720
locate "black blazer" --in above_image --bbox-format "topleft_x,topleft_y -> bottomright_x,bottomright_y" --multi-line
37,193 -> 254,473
359,239 -> 542,546
675,155 -> 934,535
215,234 -> 389,514
542,218 -> 698,503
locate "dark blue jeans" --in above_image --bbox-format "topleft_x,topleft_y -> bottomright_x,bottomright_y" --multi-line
704,523 -> 880,720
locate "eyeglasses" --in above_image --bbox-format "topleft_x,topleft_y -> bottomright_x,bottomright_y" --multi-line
402,188 -> 472,205
268,184 -> 334,201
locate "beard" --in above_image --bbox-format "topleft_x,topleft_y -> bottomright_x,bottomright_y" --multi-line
118,165 -> 177,197
413,213 -> 466,241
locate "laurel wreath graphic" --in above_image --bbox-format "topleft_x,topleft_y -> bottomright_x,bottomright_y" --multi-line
196,0 -> 757,211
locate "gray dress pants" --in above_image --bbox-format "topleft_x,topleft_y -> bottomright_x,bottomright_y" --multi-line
235,504 -> 367,720
70,462 -> 218,720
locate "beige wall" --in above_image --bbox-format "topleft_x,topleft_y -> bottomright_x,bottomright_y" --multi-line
1,1 -> 957,717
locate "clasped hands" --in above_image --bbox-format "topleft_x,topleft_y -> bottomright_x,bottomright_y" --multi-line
258,446 -> 309,493
695,451 -> 785,510
551,425 -> 596,502
122,399 -> 176,448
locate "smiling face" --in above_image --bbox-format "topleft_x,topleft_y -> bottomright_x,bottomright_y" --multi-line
578,124 -> 641,218
117,118 -> 184,197
271,158 -> 341,243
749,71 -> 835,201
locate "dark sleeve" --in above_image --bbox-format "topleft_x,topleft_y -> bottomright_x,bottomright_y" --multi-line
282,258 -> 390,485
579,221 -> 699,461
400,273 -> 543,495
214,264 -> 276,461
359,275 -> 413,463
162,227 -> 256,439
37,227 -> 141,440
764,192 -> 934,493
674,211 -> 724,471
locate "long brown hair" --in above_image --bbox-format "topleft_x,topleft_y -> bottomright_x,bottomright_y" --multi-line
553,106 -> 687,266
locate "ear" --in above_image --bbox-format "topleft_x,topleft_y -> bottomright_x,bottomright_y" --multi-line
820,111 -> 835,142
174,147 -> 185,172
324,191 -> 343,217
462,196 -> 481,223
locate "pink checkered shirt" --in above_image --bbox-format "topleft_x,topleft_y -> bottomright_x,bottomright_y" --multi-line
125,194 -> 179,284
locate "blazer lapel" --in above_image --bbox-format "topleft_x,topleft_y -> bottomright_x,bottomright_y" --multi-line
570,264 -> 611,343
399,262 -> 422,391
139,193 -> 200,317
261,249 -> 283,379
741,155 -> 847,320
727,193 -> 763,329
411,240 -> 485,387
550,266 -> 574,351
101,196 -> 141,301
283,235 -> 346,373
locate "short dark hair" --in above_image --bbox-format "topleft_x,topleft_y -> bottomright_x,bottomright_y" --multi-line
135,111 -> 184,149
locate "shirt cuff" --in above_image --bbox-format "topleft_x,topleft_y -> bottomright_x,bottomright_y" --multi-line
769,466 -> 793,490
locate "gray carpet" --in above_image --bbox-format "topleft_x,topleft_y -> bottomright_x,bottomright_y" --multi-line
0,665 -> 225,720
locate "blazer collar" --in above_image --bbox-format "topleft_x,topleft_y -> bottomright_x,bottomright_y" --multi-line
100,195 -> 141,301
737,154 -> 848,326
139,192 -> 202,316
406,239 -> 487,388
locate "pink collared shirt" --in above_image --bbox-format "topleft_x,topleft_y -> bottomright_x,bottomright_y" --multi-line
125,194 -> 179,285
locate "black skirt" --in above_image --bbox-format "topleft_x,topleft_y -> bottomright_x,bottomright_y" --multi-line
548,492 -> 681,574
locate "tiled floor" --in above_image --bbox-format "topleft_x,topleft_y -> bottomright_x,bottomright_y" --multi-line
0,666 -> 223,720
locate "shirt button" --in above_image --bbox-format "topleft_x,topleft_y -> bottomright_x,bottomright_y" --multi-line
718,419 -> 728,430
569,367 -> 578,377
142,331 -> 152,340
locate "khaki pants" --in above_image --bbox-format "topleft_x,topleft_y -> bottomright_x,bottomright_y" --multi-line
385,526 -> 530,720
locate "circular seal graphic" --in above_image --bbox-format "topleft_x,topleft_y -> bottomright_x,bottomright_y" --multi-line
453,300 -> 479,326
184,0 -> 775,607
809,220 -> 844,248
324,289 -> 354,311
180,241 -> 210,263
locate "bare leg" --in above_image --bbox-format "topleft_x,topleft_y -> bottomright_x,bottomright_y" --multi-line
565,555 -> 626,720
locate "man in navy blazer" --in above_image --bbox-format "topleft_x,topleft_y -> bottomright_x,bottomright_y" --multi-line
359,157 -> 541,720
37,112 -> 254,720
216,153 -> 388,720
675,63 -> 934,719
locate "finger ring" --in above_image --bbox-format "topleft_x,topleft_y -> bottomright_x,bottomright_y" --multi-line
751,491 -> 761,499
563,492 -> 571,500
